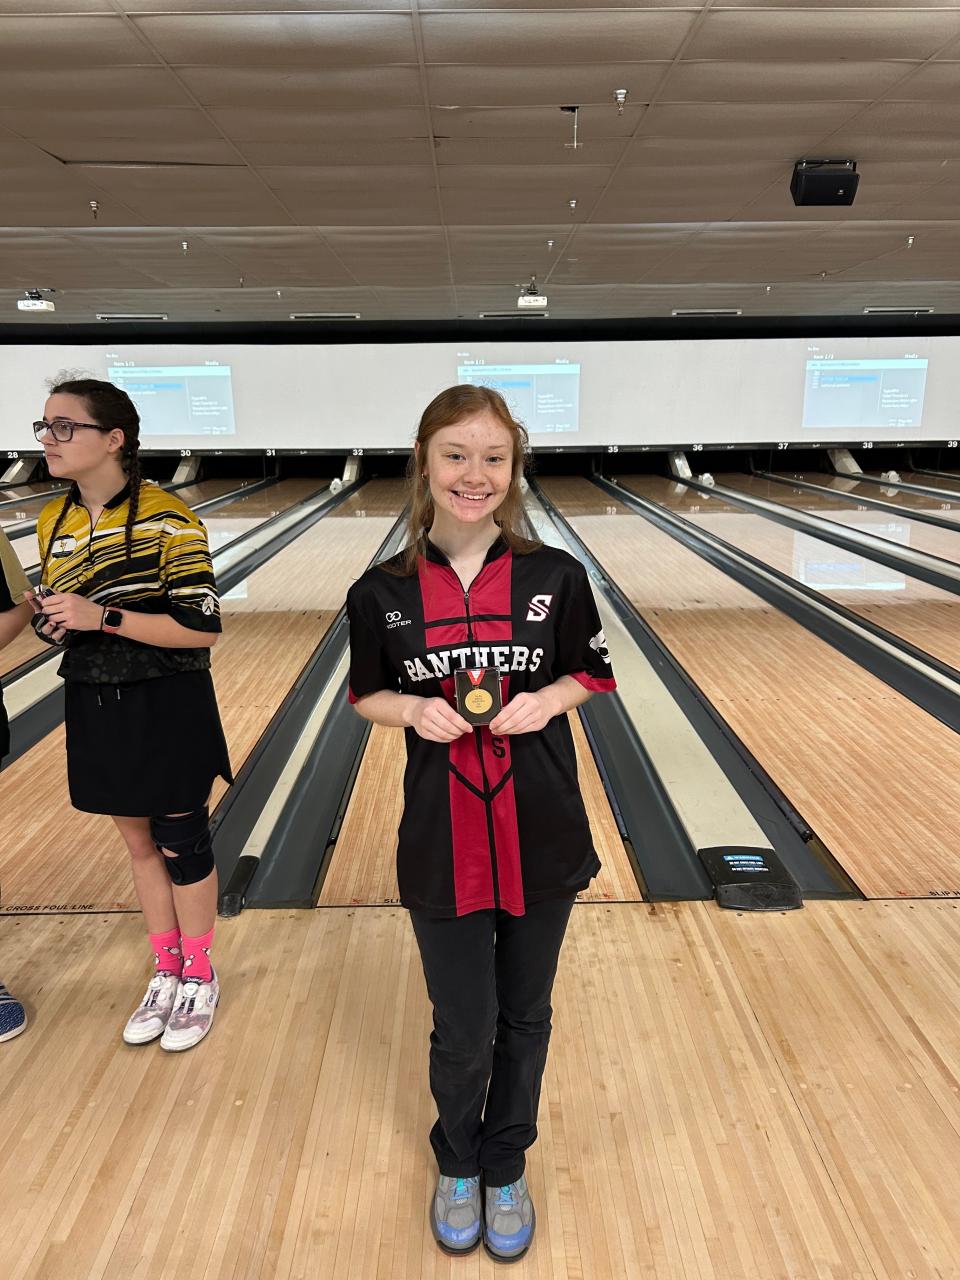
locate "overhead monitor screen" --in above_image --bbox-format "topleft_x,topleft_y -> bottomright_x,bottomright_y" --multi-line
802,355 -> 929,430
456,357 -> 580,434
5,333 -> 960,451
106,356 -> 236,436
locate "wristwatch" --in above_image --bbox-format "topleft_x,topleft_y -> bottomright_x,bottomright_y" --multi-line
101,606 -> 124,634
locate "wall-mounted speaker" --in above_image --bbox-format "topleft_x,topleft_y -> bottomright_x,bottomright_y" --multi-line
791,160 -> 859,206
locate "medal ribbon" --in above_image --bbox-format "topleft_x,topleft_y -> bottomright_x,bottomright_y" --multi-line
465,668 -> 485,688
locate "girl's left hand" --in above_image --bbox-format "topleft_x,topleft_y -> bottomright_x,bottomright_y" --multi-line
37,591 -> 105,633
489,690 -> 556,735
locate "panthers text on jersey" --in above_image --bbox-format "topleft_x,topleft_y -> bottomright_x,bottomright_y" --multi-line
347,536 -> 616,918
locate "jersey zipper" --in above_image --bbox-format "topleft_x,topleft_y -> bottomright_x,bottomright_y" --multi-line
83,505 -> 107,567
464,580 -> 501,908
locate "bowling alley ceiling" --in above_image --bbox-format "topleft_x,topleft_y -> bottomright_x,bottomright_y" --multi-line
3,1 -> 960,324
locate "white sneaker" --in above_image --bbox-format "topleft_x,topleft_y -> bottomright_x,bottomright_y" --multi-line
123,971 -> 180,1045
160,969 -> 220,1052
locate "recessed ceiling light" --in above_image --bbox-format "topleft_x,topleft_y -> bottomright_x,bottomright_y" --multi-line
289,312 -> 361,320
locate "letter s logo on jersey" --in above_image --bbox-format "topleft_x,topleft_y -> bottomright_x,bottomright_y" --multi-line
526,594 -> 553,623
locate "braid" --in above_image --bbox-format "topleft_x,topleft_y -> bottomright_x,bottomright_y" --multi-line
123,443 -> 142,561
39,485 -> 78,584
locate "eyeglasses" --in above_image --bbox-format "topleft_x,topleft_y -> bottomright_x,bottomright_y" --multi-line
33,419 -> 112,443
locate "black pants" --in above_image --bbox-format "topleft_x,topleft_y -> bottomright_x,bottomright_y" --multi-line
409,894 -> 576,1187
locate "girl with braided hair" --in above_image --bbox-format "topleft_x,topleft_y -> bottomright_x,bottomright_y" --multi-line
33,378 -> 231,1051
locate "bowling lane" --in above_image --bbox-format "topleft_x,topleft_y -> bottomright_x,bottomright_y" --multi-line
865,469 -> 960,496
0,491 -> 60,531
0,481 -> 64,504
543,475 -> 960,900
0,478 -> 405,913
0,477 -> 331,684
737,471 -> 960,529
718,471 -> 960,571
620,474 -> 960,671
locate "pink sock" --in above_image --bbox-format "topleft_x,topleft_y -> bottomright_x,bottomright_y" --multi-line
149,927 -> 182,976
180,928 -> 214,982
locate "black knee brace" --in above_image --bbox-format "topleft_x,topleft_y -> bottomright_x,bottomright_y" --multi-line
151,808 -> 215,886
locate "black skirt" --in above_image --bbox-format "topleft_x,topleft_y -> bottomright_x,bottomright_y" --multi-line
64,670 -> 233,816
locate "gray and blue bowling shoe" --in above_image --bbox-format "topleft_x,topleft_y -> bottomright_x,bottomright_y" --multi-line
429,1174 -> 482,1254
483,1175 -> 536,1263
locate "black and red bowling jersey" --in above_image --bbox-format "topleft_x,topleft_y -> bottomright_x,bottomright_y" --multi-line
346,536 -> 616,918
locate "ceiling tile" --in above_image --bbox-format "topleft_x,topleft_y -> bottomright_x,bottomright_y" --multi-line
441,189 -> 601,223
638,101 -> 864,144
122,0 -> 410,9
426,63 -> 669,107
661,60 -> 915,103
430,104 -> 644,139
0,107 -> 221,145
132,13 -> 418,66
1,1 -> 111,10
208,107 -> 428,143
241,140 -> 434,167
0,67 -> 189,109
435,138 -> 626,165
177,65 -> 423,109
260,168 -> 441,224
889,62 -> 960,100
420,11 -> 696,64
36,141 -> 241,166
686,9 -> 960,61
68,168 -> 293,225
0,16 -> 157,69
440,163 -> 611,190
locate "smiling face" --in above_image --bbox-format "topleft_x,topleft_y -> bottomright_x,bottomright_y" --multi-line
39,392 -> 124,483
420,409 -> 516,530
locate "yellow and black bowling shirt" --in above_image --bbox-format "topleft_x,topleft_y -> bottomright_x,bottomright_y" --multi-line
1,528 -> 31,756
37,481 -> 222,685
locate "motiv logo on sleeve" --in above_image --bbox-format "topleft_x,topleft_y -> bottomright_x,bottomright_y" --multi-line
525,594 -> 553,622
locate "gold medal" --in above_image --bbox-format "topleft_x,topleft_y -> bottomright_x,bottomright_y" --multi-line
465,688 -> 494,715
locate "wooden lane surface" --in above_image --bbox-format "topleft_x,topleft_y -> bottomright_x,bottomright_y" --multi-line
718,471 -> 960,570
0,479 -> 404,913
628,474 -> 960,671
542,476 -> 960,899
174,477 -> 256,509
783,471 -> 960,523
0,476 -> 329,682
320,714 -> 639,908
872,469 -> 960,495
725,472 -> 960,524
0,481 -> 64,502
7,899 -> 960,1276
0,492 -> 60,529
